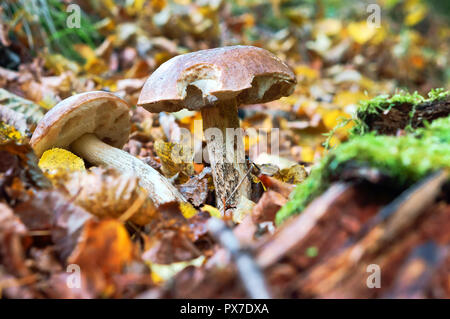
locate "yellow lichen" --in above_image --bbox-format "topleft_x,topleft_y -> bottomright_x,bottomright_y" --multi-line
0,122 -> 24,143
38,148 -> 85,174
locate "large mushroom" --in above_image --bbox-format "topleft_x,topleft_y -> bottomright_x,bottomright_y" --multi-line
137,45 -> 296,212
30,91 -> 186,206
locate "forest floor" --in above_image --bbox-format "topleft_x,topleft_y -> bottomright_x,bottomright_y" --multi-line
0,0 -> 449,298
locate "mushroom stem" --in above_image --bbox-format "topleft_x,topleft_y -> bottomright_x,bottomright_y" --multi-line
71,133 -> 186,206
201,100 -> 251,213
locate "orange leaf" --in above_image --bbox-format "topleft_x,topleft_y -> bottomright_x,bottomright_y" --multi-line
68,219 -> 134,294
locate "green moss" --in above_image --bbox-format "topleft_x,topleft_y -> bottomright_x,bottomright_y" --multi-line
276,116 -> 450,225
351,89 -> 449,136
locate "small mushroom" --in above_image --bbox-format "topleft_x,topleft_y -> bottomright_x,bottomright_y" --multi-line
30,91 -> 186,206
138,45 -> 296,212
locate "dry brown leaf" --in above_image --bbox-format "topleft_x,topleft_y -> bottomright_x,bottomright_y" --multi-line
0,203 -> 29,278
257,174 -> 295,198
273,164 -> 308,184
0,203 -> 26,235
56,167 -> 158,226
177,167 -> 213,207
252,190 -> 288,224
13,190 -> 92,260
142,202 -> 203,264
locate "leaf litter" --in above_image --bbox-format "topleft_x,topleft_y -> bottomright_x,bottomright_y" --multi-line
0,0 -> 449,298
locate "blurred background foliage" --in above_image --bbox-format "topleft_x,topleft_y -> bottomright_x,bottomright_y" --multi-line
0,0 -> 448,160
1,0 -> 448,86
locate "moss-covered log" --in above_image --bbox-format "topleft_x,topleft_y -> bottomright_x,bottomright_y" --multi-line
276,115 -> 450,224
352,89 -> 449,135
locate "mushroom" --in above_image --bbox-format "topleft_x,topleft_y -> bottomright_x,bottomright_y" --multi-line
137,45 -> 296,212
30,91 -> 186,206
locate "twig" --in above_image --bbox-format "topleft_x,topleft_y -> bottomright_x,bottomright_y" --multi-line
223,159 -> 255,211
208,218 -> 271,299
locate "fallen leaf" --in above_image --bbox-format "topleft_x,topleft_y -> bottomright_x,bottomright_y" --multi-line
38,148 -> 86,175
68,219 -> 134,295
252,190 -> 288,223
233,196 -> 256,223
201,204 -> 221,218
149,255 -> 205,283
0,88 -> 45,125
154,139 -> 195,183
56,167 -> 158,226
274,164 -> 308,184
347,21 -> 377,45
177,167 -> 213,207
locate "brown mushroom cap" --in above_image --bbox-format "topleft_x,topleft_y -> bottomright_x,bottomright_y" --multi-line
31,91 -> 131,157
137,45 -> 297,113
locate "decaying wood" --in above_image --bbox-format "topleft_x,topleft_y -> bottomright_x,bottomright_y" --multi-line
362,170 -> 448,253
167,171 -> 449,298
295,202 -> 450,298
256,183 -> 350,269
383,242 -> 448,298
292,171 -> 449,298
256,182 -> 391,270
362,95 -> 450,135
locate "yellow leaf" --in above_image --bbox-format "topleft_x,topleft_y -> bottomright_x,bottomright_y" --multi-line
300,146 -> 315,163
315,19 -> 342,36
154,52 -> 172,66
327,135 -> 341,148
149,256 -> 205,283
334,91 -> 369,108
347,21 -> 377,45
100,0 -> 119,16
201,204 -> 221,218
42,53 -> 81,75
38,148 -> 85,174
73,44 -> 108,75
405,2 -> 428,26
154,140 -> 194,182
294,64 -> 319,82
151,271 -> 164,284
274,164 -> 308,184
370,25 -> 387,45
150,0 -> 167,12
179,202 -> 197,219
68,219 -> 134,295
242,13 -> 255,28
251,174 -> 266,191
174,0 -> 190,5
125,0 -> 146,15
322,109 -> 351,131
244,134 -> 259,152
